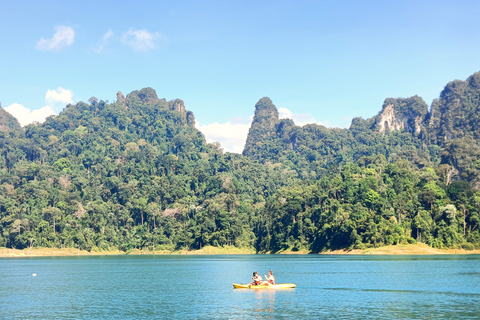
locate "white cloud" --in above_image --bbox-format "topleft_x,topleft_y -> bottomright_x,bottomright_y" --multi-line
278,107 -> 293,120
197,108 -> 328,154
36,26 -> 75,51
122,29 -> 163,51
46,87 -> 74,111
4,87 -> 75,127
94,29 -> 114,53
5,103 -> 56,127
196,117 -> 252,154
278,107 -> 324,127
103,29 -> 114,41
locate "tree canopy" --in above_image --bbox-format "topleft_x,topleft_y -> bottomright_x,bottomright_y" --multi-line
2,71 -> 480,253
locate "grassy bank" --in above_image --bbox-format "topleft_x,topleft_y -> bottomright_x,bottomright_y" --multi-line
0,247 -> 123,257
326,243 -> 480,255
1,243 -> 479,257
0,245 -> 255,257
125,245 -> 255,255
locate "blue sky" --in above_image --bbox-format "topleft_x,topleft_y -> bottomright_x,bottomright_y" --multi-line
1,0 -> 480,153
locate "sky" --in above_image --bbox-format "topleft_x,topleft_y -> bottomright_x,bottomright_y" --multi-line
1,0 -> 480,153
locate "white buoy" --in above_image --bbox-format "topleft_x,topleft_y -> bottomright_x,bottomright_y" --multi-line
32,273 -> 37,276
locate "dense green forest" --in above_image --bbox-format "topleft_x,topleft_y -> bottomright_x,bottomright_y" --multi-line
1,71 -> 480,253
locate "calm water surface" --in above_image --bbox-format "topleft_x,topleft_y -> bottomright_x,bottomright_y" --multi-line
1,254 -> 480,319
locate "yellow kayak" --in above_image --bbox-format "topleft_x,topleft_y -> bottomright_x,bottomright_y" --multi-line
233,283 -> 296,289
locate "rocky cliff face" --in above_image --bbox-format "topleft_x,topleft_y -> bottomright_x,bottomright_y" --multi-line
369,71 -> 480,144
242,97 -> 279,157
428,71 -> 480,143
373,96 -> 429,136
169,99 -> 186,113
116,91 -> 126,105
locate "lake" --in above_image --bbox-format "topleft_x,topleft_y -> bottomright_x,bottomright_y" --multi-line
1,254 -> 480,319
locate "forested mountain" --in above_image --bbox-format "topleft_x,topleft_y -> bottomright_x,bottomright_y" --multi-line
2,72 -> 480,253
243,71 -> 480,187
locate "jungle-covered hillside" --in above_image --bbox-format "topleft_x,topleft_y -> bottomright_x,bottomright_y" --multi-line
1,71 -> 480,253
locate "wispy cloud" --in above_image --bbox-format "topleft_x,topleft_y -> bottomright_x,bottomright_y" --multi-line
36,26 -> 75,51
122,29 -> 163,51
103,29 -> 114,41
94,29 -> 114,53
196,117 -> 252,154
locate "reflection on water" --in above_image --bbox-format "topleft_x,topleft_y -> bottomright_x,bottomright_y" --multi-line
1,254 -> 480,319
232,288 -> 299,319
253,290 -> 276,316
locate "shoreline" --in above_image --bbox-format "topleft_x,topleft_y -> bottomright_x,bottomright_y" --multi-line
1,243 -> 479,257
325,243 -> 480,255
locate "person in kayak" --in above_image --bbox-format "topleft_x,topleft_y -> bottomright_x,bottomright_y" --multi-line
248,271 -> 264,286
264,270 -> 275,285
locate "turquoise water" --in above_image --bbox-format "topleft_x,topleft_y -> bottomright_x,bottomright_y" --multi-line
1,255 -> 480,319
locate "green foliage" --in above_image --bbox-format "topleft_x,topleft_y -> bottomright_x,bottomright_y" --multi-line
0,90 -> 299,251
253,160 -> 480,252
2,75 -> 480,253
